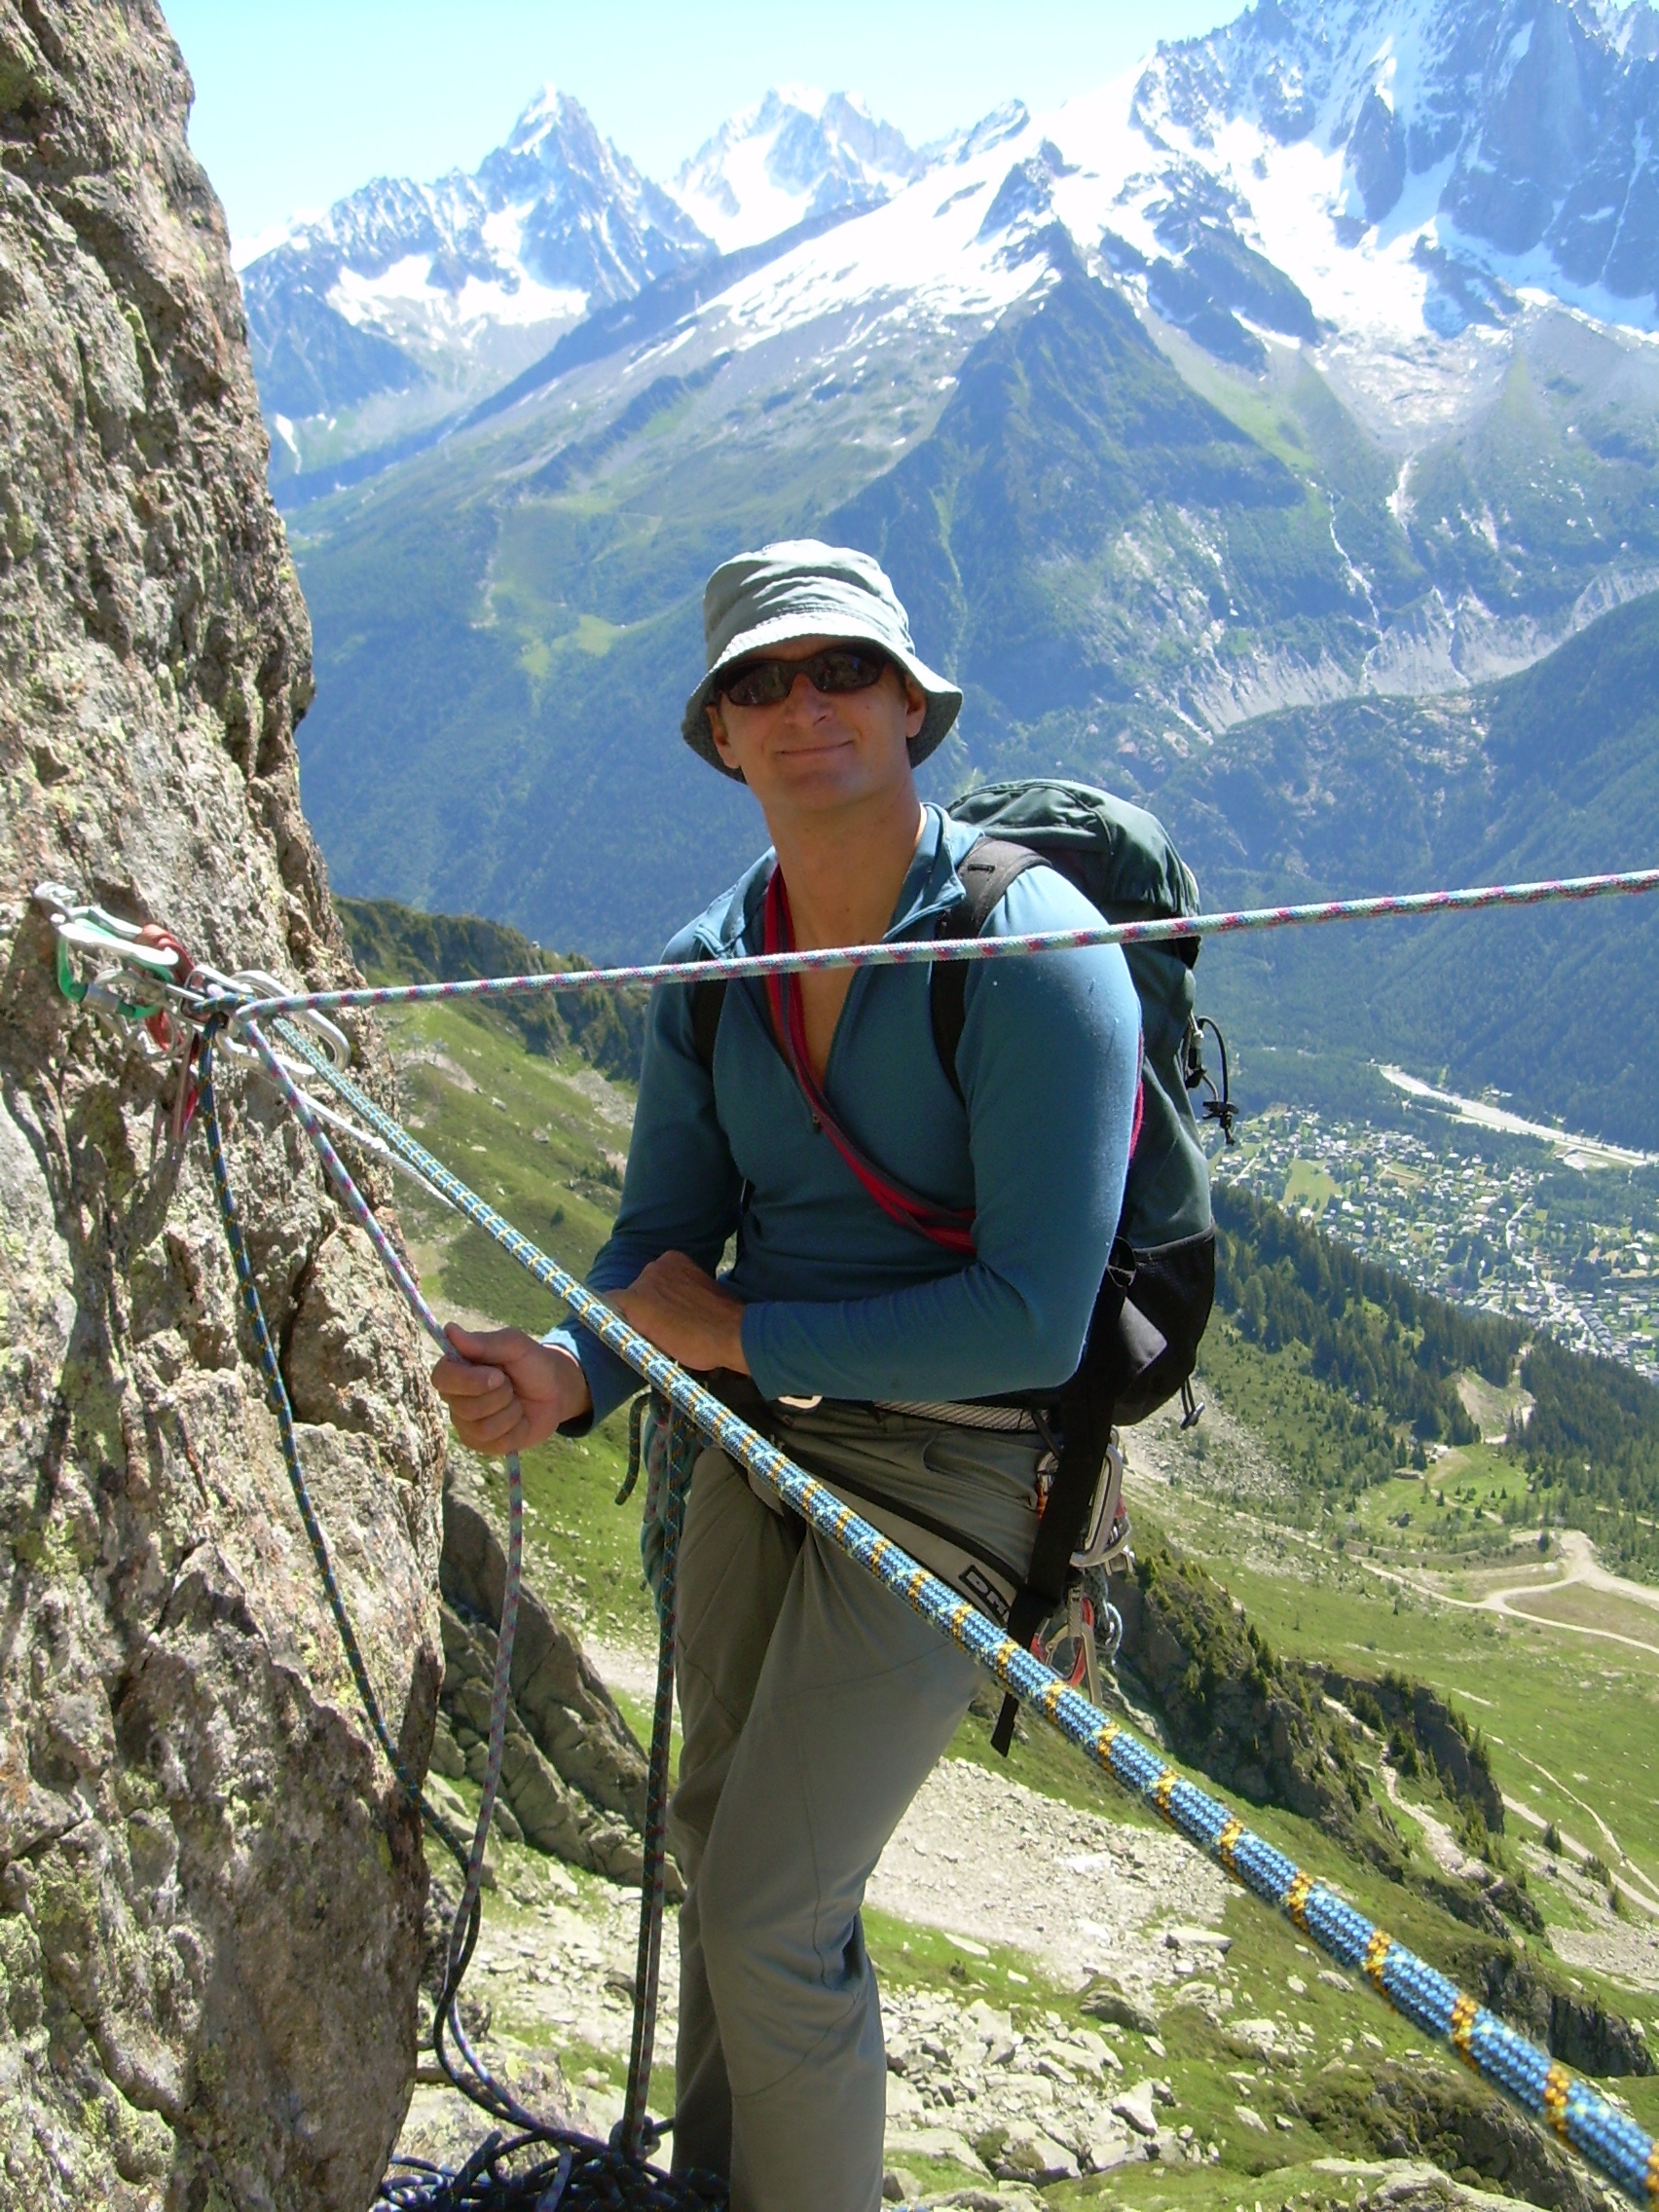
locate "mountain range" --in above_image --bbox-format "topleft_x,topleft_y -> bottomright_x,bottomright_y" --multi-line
240,85 -> 934,476
252,0 -> 1659,1147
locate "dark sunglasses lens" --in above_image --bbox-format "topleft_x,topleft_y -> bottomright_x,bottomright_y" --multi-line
813,649 -> 887,692
722,661 -> 792,708
720,647 -> 891,708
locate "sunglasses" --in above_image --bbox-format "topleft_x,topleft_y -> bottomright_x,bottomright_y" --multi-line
716,645 -> 894,710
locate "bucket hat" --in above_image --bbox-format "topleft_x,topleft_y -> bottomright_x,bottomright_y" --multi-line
681,539 -> 962,775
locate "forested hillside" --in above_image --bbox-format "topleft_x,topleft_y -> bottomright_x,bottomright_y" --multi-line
339,895 -> 646,1080
1213,1183 -> 1659,1579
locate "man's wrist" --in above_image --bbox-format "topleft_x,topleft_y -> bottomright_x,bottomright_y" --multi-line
727,1302 -> 752,1376
550,1345 -> 595,1423
536,1336 -> 595,1431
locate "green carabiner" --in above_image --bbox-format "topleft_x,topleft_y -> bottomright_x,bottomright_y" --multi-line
54,937 -> 87,1005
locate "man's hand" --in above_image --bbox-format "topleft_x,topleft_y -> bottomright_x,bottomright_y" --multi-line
431,1326 -> 592,1456
611,1252 -> 749,1374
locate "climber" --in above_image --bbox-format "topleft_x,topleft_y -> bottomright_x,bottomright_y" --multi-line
430,540 -> 1142,2212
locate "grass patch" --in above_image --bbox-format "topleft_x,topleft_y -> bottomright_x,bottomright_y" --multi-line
1282,1159 -> 1338,1212
1146,1463 -> 1659,1936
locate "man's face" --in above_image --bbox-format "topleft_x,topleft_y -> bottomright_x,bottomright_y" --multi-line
706,634 -> 927,817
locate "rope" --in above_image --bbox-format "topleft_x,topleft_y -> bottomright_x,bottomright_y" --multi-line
378,2133 -> 725,2209
222,1021 -> 533,2121
220,865 -> 1659,1027
41,884 -> 1659,2205
199,1029 -> 528,2133
272,1025 -> 1659,2207
621,1403 -> 695,2159
198,1031 -> 463,1847
207,1020 -> 717,2202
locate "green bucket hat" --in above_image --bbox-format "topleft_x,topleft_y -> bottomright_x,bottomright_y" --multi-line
682,538 -> 963,775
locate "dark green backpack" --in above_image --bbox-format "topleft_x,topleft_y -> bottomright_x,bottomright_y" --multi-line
937,780 -> 1229,1742
941,775 -> 1221,1269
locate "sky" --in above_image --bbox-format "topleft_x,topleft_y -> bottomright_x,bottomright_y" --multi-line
166,0 -> 1239,251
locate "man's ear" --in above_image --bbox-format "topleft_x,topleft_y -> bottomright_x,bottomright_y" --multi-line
707,699 -> 746,781
903,675 -> 927,742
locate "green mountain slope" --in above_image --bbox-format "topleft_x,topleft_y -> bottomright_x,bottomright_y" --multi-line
290,237 -> 1659,974
1167,588 -> 1659,1151
830,240 -> 1366,745
338,894 -> 645,1081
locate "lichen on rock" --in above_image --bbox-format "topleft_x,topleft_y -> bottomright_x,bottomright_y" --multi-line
0,5 -> 448,2204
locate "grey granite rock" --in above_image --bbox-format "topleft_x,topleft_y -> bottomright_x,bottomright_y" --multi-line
0,5 -> 446,2204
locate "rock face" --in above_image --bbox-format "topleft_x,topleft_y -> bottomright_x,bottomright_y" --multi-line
1296,2058 -> 1602,2212
1109,1550 -> 1401,1870
0,7 -> 445,2206
436,1480 -> 670,1891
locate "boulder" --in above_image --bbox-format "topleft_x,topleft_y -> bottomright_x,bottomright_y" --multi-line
437,1593 -> 668,1890
1078,1974 -> 1159,2037
438,1479 -> 686,1898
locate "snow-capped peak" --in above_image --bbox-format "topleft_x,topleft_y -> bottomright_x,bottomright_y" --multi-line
672,86 -> 929,252
502,81 -> 569,150
238,87 -> 711,432
1099,0 -> 1659,349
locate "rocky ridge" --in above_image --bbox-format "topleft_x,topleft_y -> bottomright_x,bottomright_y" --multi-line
432,1479 -> 666,1888
0,6 -> 448,2204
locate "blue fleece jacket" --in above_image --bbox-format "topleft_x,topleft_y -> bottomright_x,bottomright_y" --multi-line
547,806 -> 1141,1424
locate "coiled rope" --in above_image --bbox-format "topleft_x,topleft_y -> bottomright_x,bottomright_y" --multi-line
36,866 -> 1659,2207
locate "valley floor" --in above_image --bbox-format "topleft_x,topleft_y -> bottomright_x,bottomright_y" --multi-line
1218,1098 -> 1659,1381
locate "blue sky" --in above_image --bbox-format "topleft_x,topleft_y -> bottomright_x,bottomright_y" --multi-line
166,0 -> 1239,248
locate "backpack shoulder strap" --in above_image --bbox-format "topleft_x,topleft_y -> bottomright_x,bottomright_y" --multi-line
690,977 -> 726,1074
930,836 -> 1045,1101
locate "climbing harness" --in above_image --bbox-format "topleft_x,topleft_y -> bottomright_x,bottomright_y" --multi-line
34,868 -> 1659,2209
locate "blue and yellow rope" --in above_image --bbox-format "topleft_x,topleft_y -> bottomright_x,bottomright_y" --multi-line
272,1021 -> 1658,2207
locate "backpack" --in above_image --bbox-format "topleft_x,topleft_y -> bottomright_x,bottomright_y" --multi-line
690,778 -> 1231,1748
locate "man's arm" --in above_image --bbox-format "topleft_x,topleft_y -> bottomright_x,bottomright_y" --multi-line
431,963 -> 746,1445
537,959 -> 746,1426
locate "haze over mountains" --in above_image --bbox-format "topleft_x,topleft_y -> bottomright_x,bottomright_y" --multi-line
248,0 -> 1659,1147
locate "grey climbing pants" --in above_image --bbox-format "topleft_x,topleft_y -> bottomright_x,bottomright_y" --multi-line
667,1400 -> 1044,2212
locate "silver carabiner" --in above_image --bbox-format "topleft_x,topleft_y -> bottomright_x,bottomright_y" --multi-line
205,967 -> 351,1071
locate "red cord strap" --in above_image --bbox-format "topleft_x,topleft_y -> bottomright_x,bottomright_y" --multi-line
762,869 -> 977,1254
759,866 -> 1143,1256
